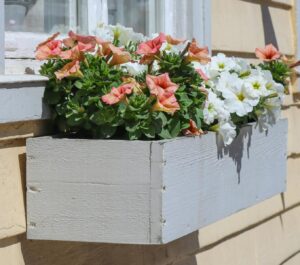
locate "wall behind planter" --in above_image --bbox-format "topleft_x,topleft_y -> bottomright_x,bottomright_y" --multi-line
0,0 -> 300,264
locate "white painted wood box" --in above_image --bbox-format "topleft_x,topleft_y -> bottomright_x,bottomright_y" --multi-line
26,119 -> 288,244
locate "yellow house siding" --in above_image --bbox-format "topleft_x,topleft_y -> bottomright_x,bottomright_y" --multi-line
0,1 -> 299,264
212,0 -> 295,56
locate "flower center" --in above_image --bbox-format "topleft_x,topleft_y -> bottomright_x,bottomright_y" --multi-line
237,93 -> 245,101
252,81 -> 261,90
208,103 -> 214,111
218,62 -> 225,69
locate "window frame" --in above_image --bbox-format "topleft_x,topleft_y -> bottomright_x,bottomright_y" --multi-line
0,0 -> 211,74
0,0 -> 4,74
296,0 -> 300,90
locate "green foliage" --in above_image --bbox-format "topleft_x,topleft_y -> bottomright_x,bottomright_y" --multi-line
259,60 -> 290,88
41,50 -> 206,140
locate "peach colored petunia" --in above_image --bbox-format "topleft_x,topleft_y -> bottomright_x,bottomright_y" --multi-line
146,73 -> 179,96
187,39 -> 210,64
36,32 -> 60,50
55,60 -> 83,80
255,44 -> 281,61
152,92 -> 180,115
109,45 -> 131,66
97,41 -> 112,57
166,35 -> 185,45
59,45 -> 83,61
101,83 -> 135,105
35,32 -> 62,60
196,68 -> 209,81
136,33 -> 166,64
183,120 -> 203,136
63,31 -> 103,51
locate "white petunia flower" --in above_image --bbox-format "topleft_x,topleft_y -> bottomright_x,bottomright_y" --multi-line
262,97 -> 282,123
232,58 -> 251,76
121,62 -> 147,76
262,70 -> 285,101
217,72 -> 259,117
160,40 -> 188,54
95,23 -> 114,42
243,69 -> 269,98
96,23 -> 145,45
152,60 -> 160,72
203,91 -> 230,124
208,53 -> 237,78
109,24 -> 145,45
218,121 -> 237,146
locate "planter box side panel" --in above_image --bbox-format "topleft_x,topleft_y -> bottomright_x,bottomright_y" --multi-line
26,138 -> 161,244
161,119 -> 287,243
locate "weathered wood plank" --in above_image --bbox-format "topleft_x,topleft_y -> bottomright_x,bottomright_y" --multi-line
0,75 -> 49,123
161,119 -> 287,243
26,119 -> 287,244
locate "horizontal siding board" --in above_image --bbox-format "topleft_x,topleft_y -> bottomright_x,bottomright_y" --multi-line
212,0 -> 295,55
282,106 -> 300,155
0,145 -> 26,239
196,206 -> 300,265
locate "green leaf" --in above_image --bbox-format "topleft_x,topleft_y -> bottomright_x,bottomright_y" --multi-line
90,108 -> 116,125
168,119 -> 181,138
44,90 -> 61,105
159,128 -> 172,139
74,80 -> 83,89
142,125 -> 155,138
195,108 -> 203,128
128,129 -> 142,140
99,125 -> 117,138
67,114 -> 85,126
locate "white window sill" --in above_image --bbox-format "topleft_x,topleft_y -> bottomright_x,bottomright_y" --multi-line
0,74 -> 49,123
0,74 -> 47,84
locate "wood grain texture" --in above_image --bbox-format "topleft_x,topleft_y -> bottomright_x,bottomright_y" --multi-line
26,119 -> 287,244
161,119 -> 288,243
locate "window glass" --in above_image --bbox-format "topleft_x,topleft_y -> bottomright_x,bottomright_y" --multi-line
5,0 -> 88,33
108,0 -> 151,35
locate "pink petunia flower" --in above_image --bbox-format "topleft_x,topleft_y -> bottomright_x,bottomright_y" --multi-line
102,83 -> 135,105
146,73 -> 180,114
108,45 -> 131,66
55,60 -> 83,80
146,73 -> 179,96
255,44 -> 281,61
166,35 -> 185,45
35,32 -> 62,60
183,119 -> 203,136
63,31 -> 103,51
152,92 -> 180,114
187,39 -> 211,64
136,33 -> 166,64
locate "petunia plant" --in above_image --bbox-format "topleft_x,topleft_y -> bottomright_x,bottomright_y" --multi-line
36,24 -> 293,145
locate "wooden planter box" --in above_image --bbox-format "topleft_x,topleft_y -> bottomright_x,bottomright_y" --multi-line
26,119 -> 287,244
